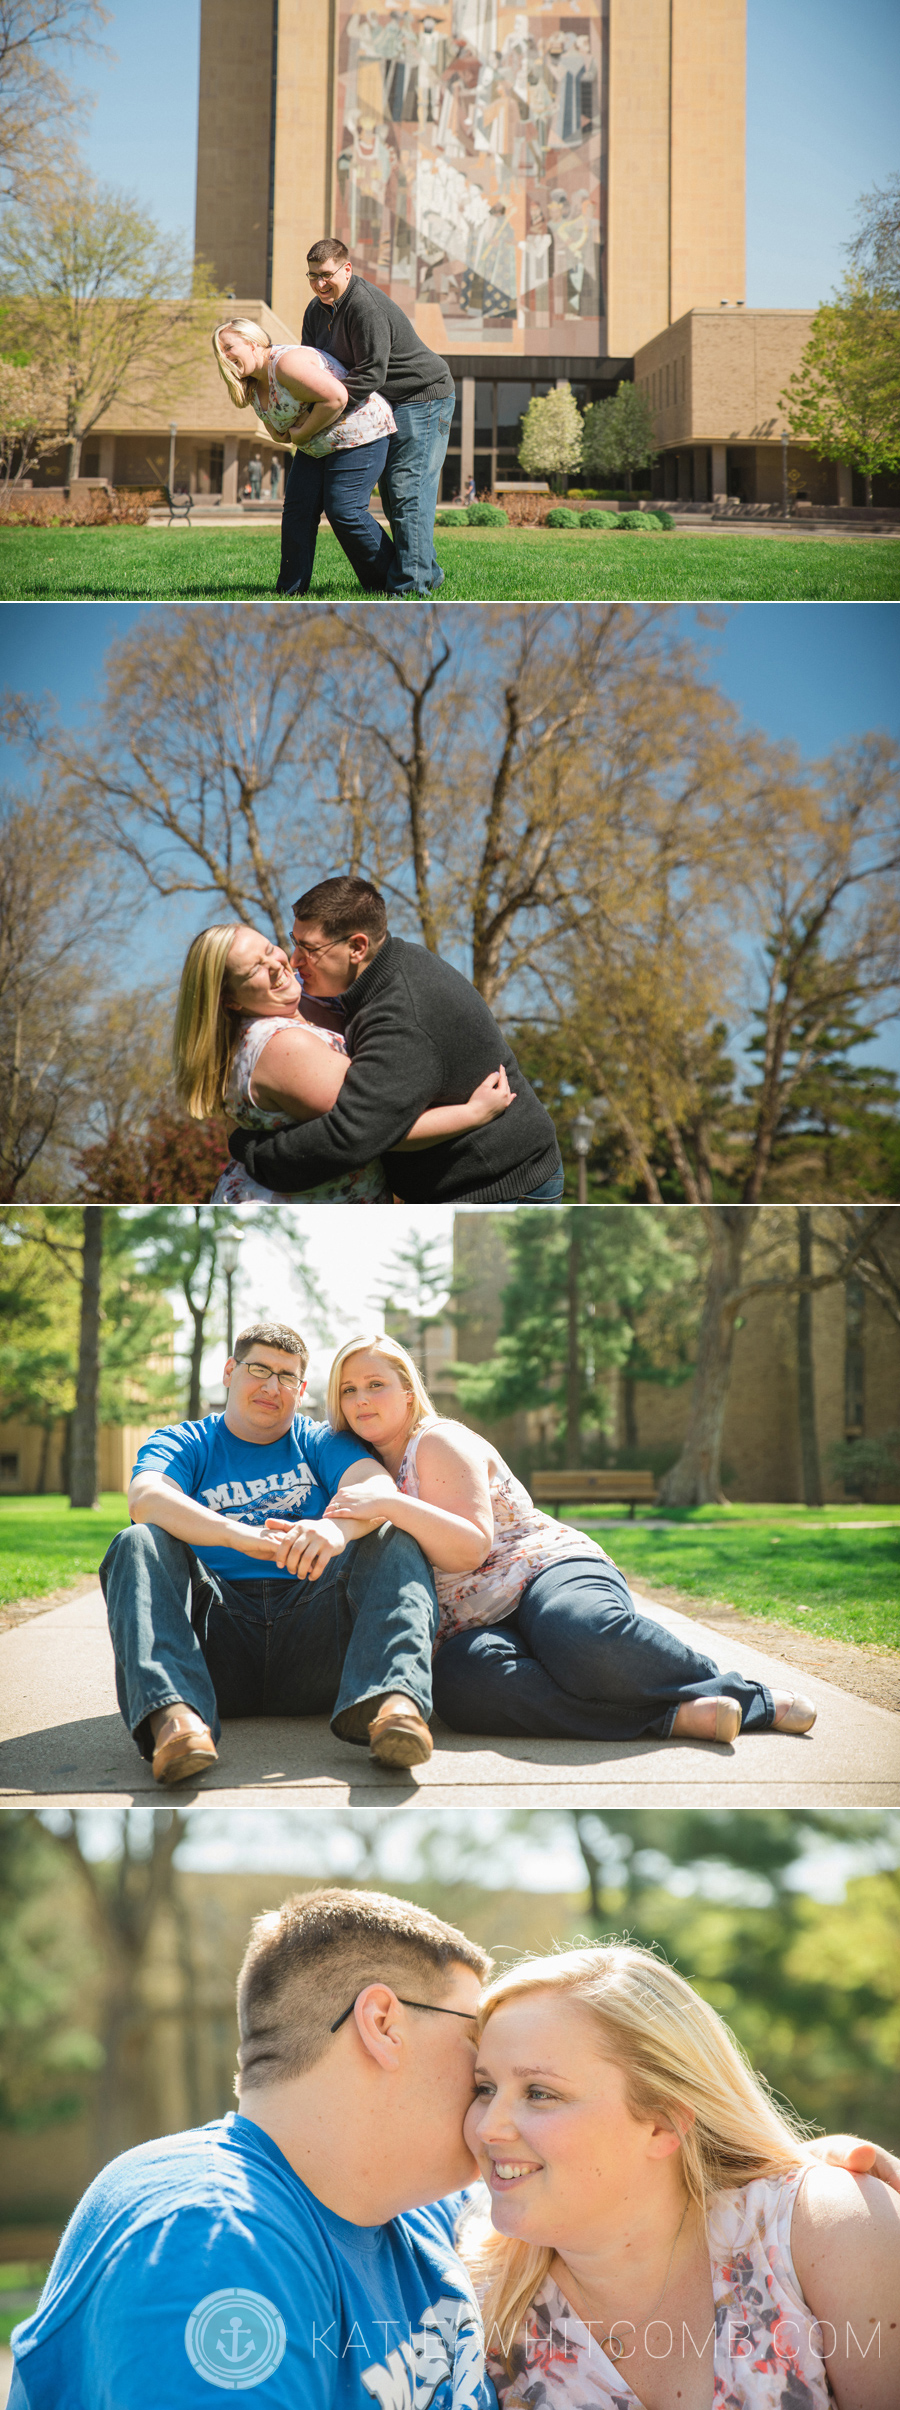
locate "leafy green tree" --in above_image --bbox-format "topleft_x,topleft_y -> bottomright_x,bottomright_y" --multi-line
452,1209 -> 697,1464
781,277 -> 900,504
743,954 -> 900,1199
581,381 -> 658,495
0,167 -> 218,480
0,1813 -> 103,2136
517,382 -> 583,492
376,1232 -> 452,1377
0,1208 -> 179,1500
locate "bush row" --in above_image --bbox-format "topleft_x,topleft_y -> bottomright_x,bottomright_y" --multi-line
436,500 -> 675,532
0,485 -> 156,527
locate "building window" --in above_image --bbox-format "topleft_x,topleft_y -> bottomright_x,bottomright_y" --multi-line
0,1452 -> 19,1478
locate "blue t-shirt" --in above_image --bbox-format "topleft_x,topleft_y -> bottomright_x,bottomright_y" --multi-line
10,2116 -> 496,2410
132,1413 -> 369,1583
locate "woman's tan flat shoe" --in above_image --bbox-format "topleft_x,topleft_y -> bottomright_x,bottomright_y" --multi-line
714,1697 -> 742,1743
773,1694 -> 817,1735
368,1696 -> 434,1769
151,1710 -> 218,1786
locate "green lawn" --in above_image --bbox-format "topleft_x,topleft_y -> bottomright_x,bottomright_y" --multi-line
2,524 -> 898,599
0,2265 -> 48,2349
562,1502 -> 900,1651
0,1493 -> 129,1607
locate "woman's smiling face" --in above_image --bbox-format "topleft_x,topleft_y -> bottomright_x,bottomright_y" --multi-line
464,1990 -> 672,2250
225,927 -> 302,1018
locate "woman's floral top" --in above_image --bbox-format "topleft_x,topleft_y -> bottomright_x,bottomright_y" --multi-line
210,1014 -> 389,1205
250,343 -> 396,454
396,1420 -> 612,1647
485,2172 -> 833,2410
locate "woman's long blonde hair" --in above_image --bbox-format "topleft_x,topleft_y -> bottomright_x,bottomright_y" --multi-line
462,1942 -> 816,2366
173,924 -> 243,1119
327,1333 -> 435,1446
212,318 -> 272,408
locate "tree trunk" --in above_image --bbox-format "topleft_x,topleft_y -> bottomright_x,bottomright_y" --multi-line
865,474 -> 872,506
566,1216 -> 581,1464
67,431 -> 83,484
36,1421 -> 53,1496
187,1305 -> 205,1419
70,1207 -> 103,1508
657,1209 -> 755,1505
796,1210 -> 823,1507
623,1375 -> 638,1450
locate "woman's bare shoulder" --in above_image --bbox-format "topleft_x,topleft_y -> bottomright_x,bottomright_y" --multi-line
415,1422 -> 491,1473
792,2161 -> 900,2277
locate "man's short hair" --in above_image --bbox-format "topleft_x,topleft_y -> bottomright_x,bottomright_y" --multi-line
233,1323 -> 309,1377
291,875 -> 388,946
236,1886 -> 490,2092
307,237 -> 350,267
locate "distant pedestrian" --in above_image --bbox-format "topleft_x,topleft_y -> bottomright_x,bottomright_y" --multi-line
249,453 -> 263,498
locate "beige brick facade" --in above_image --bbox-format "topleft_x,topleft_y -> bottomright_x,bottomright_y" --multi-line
194,0 -> 276,298
607,0 -> 745,357
0,1422 -> 162,1497
635,307 -> 816,445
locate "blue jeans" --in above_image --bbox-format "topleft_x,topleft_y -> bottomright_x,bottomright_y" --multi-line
519,1165 -> 565,1202
100,1521 -> 438,1759
431,1556 -> 774,1742
278,436 -> 396,594
380,395 -> 455,594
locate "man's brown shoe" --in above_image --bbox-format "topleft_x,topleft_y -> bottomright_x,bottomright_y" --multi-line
368,1695 -> 434,1769
151,1709 -> 218,1786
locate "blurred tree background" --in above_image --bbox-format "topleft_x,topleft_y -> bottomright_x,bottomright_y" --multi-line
0,1808 -> 897,2251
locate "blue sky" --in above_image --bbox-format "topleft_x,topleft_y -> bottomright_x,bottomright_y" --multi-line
3,603 -> 899,753
70,0 -> 900,308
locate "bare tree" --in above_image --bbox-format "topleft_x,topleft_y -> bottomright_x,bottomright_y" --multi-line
0,0 -> 108,199
0,788 -> 125,1197
845,170 -> 900,302
0,346 -> 64,504
0,168 -> 219,479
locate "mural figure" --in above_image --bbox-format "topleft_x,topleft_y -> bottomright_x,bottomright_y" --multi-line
334,1 -> 607,353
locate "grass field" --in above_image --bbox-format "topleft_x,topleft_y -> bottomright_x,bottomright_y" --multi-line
0,1493 -> 129,1607
559,1502 -> 900,1651
0,2267 -> 47,2350
2,1494 -> 898,1649
2,523 -> 899,601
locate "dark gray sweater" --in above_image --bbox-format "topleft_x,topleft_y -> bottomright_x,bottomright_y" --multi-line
301,276 -> 454,411
227,937 -> 560,1203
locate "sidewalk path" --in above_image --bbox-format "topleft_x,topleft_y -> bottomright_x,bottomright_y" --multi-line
1,1586 -> 897,1809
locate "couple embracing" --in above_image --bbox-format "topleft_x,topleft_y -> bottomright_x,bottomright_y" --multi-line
174,874 -> 564,1206
98,1317 -> 817,1793
11,1883 -> 900,2408
213,237 -> 453,598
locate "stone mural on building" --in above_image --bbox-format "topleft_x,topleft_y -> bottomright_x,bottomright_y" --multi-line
334,1 -> 607,354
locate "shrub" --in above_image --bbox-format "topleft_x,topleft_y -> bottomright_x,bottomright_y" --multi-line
466,500 -> 508,525
655,509 -> 676,530
545,505 -> 580,527
579,509 -> 619,529
617,510 -> 657,530
435,509 -> 465,526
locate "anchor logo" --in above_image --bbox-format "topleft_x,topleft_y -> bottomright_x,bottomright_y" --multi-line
185,2288 -> 288,2390
217,2315 -> 257,2363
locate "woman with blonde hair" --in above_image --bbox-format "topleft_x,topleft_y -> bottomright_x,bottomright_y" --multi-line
212,316 -> 398,595
459,1942 -> 900,2408
173,922 -> 516,1204
324,1334 -> 817,1743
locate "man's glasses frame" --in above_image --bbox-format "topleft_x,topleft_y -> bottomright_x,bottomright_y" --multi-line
330,1994 -> 477,2034
237,1360 -> 304,1392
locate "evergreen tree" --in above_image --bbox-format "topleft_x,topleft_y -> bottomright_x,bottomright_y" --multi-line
742,954 -> 900,1199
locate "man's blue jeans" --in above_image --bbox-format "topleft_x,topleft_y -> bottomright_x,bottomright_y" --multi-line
431,1557 -> 774,1741
519,1165 -> 565,1202
278,436 -> 396,595
100,1522 -> 439,1759
380,395 -> 455,595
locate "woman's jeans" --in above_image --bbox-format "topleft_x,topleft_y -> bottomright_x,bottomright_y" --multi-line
380,395 -> 455,595
431,1557 -> 774,1742
100,1521 -> 438,1759
278,435 -> 395,595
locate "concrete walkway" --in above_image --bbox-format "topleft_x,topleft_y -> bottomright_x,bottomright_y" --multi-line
1,1585 -> 898,1810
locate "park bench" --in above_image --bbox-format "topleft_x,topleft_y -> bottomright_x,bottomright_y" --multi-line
532,1469 -> 658,1520
162,485 -> 193,526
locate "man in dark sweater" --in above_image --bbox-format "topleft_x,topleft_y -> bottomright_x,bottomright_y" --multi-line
227,877 -> 564,1205
300,238 -> 455,596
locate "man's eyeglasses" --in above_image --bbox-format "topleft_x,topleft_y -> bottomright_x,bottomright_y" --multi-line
331,1994 -> 477,2034
291,935 -> 341,961
238,1361 -> 304,1392
307,269 -> 341,284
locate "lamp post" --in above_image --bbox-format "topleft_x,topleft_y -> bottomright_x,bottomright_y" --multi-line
220,1229 -> 242,1358
781,427 -> 789,519
571,1107 -> 593,1204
